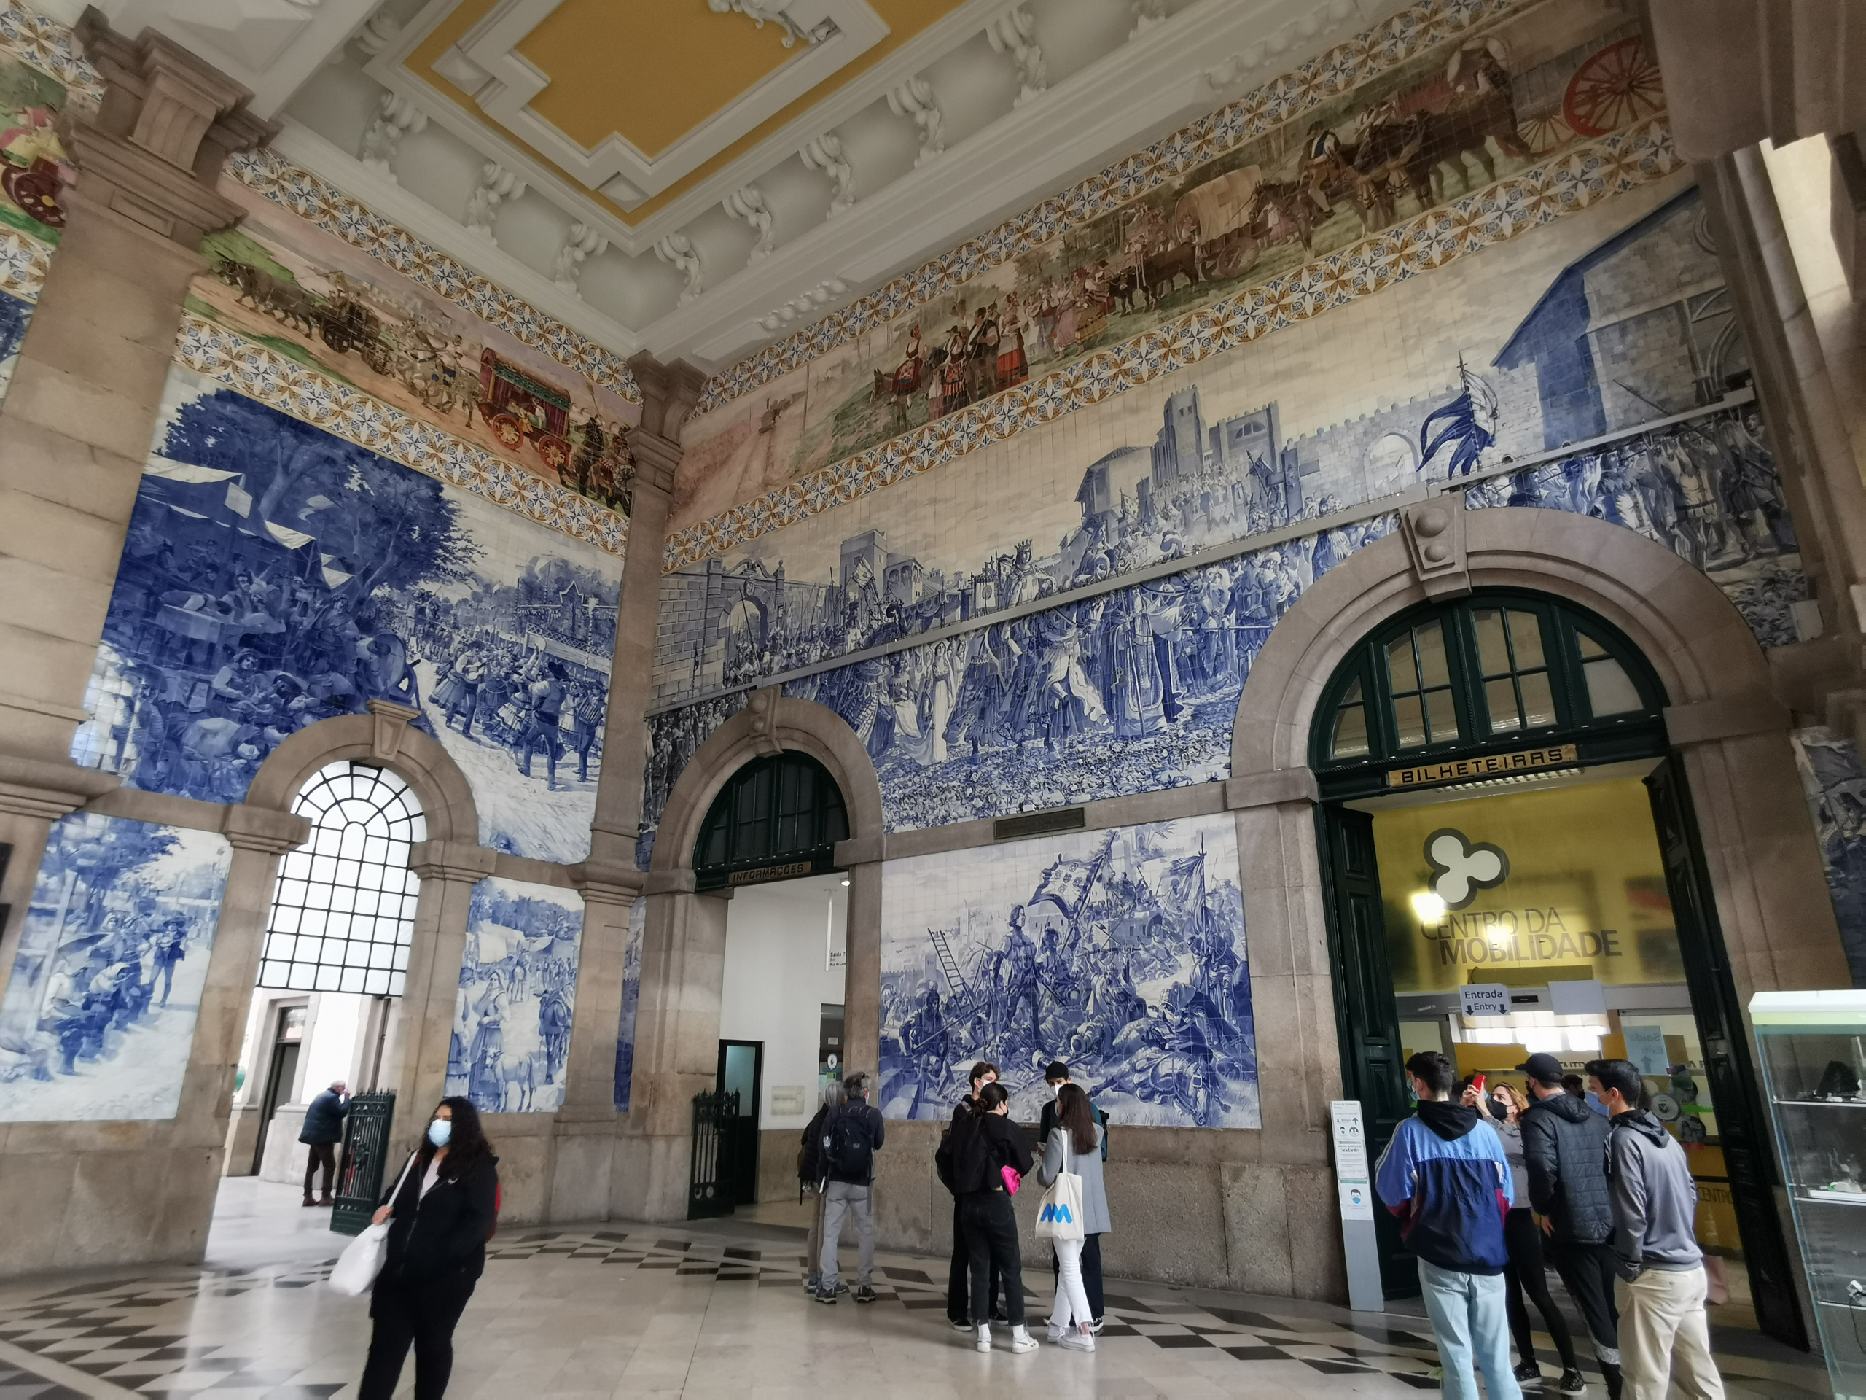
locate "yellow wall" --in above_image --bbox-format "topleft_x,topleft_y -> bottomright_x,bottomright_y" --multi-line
1373,778 -> 1685,996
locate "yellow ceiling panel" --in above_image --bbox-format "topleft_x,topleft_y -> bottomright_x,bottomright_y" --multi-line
409,0 -> 968,226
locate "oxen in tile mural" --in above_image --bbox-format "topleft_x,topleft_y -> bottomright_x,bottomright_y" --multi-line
879,815 -> 1256,1129
0,814 -> 230,1122
673,1 -> 1662,528
74,371 -> 621,863
447,879 -> 583,1114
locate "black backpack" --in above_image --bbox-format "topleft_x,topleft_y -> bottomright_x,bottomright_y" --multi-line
822,1104 -> 874,1181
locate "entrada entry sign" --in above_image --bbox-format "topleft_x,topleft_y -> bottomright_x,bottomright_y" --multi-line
1385,743 -> 1578,789
1460,983 -> 1509,1017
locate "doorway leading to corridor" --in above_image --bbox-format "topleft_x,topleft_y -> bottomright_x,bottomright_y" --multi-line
1311,590 -> 1804,1348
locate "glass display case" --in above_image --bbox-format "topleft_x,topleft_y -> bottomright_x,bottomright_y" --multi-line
1751,989 -> 1866,1399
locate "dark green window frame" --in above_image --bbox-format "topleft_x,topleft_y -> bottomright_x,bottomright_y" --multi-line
1311,591 -> 1667,790
693,751 -> 849,890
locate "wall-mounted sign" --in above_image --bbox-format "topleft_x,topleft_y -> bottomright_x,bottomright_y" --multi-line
1386,744 -> 1578,790
1460,984 -> 1509,1017
770,1085 -> 807,1116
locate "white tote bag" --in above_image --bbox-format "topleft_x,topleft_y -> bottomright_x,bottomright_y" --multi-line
328,1151 -> 417,1296
1034,1130 -> 1085,1243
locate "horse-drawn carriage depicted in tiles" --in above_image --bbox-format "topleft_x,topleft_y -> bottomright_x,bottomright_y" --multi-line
473,349 -> 574,475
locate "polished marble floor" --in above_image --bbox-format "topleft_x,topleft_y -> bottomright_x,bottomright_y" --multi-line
0,1181 -> 1831,1399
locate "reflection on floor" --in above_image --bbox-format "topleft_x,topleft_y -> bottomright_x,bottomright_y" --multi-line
0,1180 -> 1830,1399
736,1197 -> 814,1230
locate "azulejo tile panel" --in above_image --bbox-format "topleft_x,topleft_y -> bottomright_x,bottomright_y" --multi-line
879,813 -> 1258,1128
0,813 -> 231,1122
1790,728 -> 1866,988
666,116 -> 1685,572
694,0 -> 1536,420
448,877 -> 585,1114
174,314 -> 627,557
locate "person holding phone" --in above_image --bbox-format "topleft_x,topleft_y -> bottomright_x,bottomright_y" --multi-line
357,1098 -> 499,1400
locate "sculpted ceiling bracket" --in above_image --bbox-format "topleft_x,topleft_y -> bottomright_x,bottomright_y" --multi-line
1400,500 -> 1471,599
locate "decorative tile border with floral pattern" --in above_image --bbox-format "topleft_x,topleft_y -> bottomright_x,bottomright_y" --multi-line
692,0 -> 1530,416
0,0 -> 99,97
662,117 -> 1684,571
173,312 -> 629,556
0,227 -> 49,300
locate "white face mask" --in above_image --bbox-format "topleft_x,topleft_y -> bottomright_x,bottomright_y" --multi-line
428,1118 -> 452,1148
1050,1083 -> 1063,1099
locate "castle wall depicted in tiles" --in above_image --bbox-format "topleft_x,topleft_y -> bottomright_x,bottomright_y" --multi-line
0,814 -> 231,1121
639,175 -> 1807,854
879,814 -> 1256,1128
672,0 -> 1661,534
71,369 -> 623,863
447,878 -> 585,1115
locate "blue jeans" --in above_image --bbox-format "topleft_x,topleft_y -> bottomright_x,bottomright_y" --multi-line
1418,1260 -> 1523,1400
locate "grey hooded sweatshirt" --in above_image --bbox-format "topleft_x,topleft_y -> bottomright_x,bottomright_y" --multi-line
1605,1110 -> 1703,1279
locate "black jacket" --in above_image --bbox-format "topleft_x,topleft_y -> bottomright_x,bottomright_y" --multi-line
299,1089 -> 349,1146
1521,1090 -> 1613,1244
377,1150 -> 499,1290
799,1104 -> 830,1182
1039,1095 -> 1110,1161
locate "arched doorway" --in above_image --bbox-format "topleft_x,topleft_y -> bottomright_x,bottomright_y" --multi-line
1309,588 -> 1801,1344
687,750 -> 850,1217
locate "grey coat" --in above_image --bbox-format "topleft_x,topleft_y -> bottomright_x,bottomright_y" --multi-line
1037,1125 -> 1111,1237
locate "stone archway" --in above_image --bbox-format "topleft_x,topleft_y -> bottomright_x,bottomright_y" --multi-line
618,689 -> 883,1222
244,707 -> 479,843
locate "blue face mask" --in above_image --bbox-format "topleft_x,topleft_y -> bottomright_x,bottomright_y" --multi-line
428,1118 -> 452,1148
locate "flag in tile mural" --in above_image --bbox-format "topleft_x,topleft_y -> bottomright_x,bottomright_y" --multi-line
879,814 -> 1257,1130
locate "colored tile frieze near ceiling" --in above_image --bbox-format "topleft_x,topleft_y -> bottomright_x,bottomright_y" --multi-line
0,0 -> 635,557
668,0 -> 1674,568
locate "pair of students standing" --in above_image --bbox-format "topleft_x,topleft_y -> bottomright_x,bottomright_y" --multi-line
1377,1051 -> 1726,1400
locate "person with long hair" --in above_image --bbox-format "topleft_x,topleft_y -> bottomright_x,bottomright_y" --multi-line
1471,1080 -> 1584,1394
944,1061 -> 1003,1329
358,1097 -> 499,1400
938,1081 -> 1037,1353
1036,1083 -> 1111,1351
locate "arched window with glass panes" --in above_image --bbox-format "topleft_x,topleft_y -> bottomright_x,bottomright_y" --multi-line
260,761 -> 425,995
1313,591 -> 1667,781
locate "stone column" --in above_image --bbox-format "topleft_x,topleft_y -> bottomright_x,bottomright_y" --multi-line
393,840 -> 496,1120
835,833 -> 884,1079
0,19 -> 272,1011
1223,769 -> 1349,1303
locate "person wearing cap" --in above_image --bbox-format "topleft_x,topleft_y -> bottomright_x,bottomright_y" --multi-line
1037,1061 -> 1110,1330
1519,1052 -> 1623,1399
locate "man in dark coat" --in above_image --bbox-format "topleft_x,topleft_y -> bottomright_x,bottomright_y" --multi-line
1519,1053 -> 1623,1398
299,1080 -> 350,1207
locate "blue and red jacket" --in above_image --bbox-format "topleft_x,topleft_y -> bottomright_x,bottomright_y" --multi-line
1373,1101 -> 1510,1274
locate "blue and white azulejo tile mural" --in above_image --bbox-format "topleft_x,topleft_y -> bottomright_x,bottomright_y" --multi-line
70,368 -> 622,863
0,813 -> 231,1122
879,813 -> 1257,1129
1791,727 -> 1866,987
447,878 -> 583,1114
613,897 -> 645,1113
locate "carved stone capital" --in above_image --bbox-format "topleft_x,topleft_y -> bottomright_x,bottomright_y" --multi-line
408,839 -> 499,883
221,802 -> 311,855
0,755 -> 120,821
570,857 -> 646,908
626,353 -> 708,442
1224,768 -> 1319,811
629,430 -> 680,499
70,8 -> 277,246
1400,499 -> 1470,597
366,699 -> 423,764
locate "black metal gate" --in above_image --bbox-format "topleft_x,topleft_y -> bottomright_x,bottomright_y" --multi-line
331,1091 -> 397,1236
688,1089 -> 738,1220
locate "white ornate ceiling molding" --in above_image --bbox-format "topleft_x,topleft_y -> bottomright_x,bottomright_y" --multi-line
706,0 -> 836,48
355,0 -> 1012,257
34,0 -> 384,115
395,0 -> 889,208
1646,0 -> 1866,161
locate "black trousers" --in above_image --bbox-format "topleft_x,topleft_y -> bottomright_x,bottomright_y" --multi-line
1052,1233 -> 1105,1319
303,1143 -> 336,1200
1548,1238 -> 1623,1395
358,1277 -> 474,1400
1503,1209 -> 1577,1370
960,1191 -> 1024,1328
947,1195 -> 1001,1323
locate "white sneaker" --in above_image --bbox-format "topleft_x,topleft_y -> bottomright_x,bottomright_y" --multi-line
1046,1322 -> 1067,1344
1009,1326 -> 1038,1354
974,1325 -> 992,1353
1059,1329 -> 1095,1353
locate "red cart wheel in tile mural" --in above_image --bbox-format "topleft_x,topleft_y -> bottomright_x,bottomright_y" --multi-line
3,157 -> 63,227
1517,111 -> 1573,155
1561,36 -> 1663,138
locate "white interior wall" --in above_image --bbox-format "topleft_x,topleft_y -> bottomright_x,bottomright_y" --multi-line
719,873 -> 848,1130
